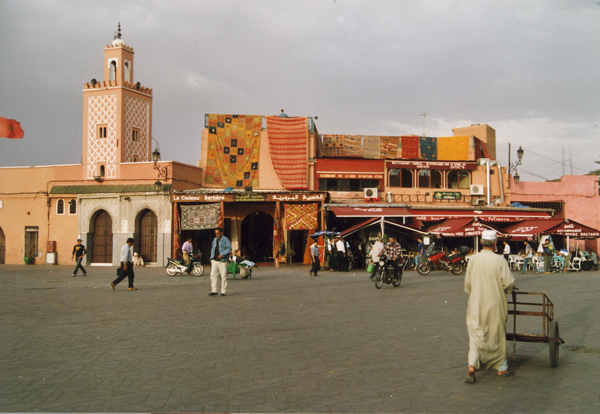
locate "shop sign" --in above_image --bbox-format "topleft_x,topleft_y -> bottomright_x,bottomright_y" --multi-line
269,193 -> 325,202
317,173 -> 384,179
433,191 -> 462,200
386,160 -> 477,170
234,193 -> 267,202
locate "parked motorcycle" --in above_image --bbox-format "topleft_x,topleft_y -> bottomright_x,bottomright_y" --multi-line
417,244 -> 470,276
373,253 -> 402,289
166,253 -> 204,276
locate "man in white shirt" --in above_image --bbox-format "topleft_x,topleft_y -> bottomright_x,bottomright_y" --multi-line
182,237 -> 194,275
369,238 -> 384,280
335,236 -> 347,271
111,238 -> 136,291
503,241 -> 511,262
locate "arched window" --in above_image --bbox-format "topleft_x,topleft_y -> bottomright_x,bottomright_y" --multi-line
99,165 -> 105,177
109,61 -> 117,81
448,170 -> 471,189
56,199 -> 64,215
68,199 -> 77,215
124,61 -> 130,82
418,169 -> 442,188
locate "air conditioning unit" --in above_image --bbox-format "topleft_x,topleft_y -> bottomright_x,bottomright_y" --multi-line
470,184 -> 485,196
364,188 -> 378,199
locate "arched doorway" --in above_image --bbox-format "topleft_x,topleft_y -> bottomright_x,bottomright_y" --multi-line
139,209 -> 157,263
0,226 -> 5,264
241,211 -> 274,262
92,210 -> 113,263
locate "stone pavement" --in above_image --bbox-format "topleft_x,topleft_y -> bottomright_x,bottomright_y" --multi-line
1,262 -> 599,413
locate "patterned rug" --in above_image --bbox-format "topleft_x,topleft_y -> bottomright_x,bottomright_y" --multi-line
180,203 -> 221,230
205,114 -> 262,187
344,135 -> 362,157
362,136 -> 381,159
284,203 -> 318,230
321,134 -> 345,156
381,136 -> 400,159
401,136 -> 420,159
265,116 -> 309,190
419,136 -> 437,160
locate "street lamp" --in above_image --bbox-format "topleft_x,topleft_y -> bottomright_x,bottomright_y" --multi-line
508,143 -> 524,187
152,138 -> 168,191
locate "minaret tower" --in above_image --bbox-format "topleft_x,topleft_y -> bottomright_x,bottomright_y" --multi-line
82,24 -> 153,180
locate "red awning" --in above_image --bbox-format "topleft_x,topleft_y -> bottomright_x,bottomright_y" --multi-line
341,217 -> 380,237
410,209 -> 551,223
426,218 -> 509,238
330,206 -> 411,217
502,219 -> 564,240
548,220 -> 600,238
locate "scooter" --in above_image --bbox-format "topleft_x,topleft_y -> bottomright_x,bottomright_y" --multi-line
166,253 -> 204,276
373,253 -> 402,289
417,243 -> 470,275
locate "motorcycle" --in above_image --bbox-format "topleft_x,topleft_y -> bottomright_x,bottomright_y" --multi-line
417,244 -> 470,276
166,253 -> 204,276
373,253 -> 402,289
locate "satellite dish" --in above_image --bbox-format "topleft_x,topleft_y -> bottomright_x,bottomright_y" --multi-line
91,78 -> 97,86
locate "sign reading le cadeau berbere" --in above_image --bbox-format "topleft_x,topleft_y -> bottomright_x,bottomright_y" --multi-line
171,193 -> 326,203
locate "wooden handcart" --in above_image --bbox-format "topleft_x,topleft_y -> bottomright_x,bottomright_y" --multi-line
506,290 -> 565,367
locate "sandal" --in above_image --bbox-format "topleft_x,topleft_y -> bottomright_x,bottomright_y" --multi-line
128,287 -> 137,291
497,370 -> 515,377
110,282 -> 115,290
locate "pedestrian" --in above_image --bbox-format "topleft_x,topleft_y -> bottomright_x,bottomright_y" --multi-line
327,238 -> 336,271
110,238 -> 136,290
503,241 -> 511,262
416,237 -> 425,268
71,238 -> 87,277
520,241 -> 537,274
369,237 -> 384,280
335,236 -> 347,271
542,238 -> 553,274
209,227 -> 231,296
309,238 -> 320,277
182,236 -> 194,275
464,230 -> 515,383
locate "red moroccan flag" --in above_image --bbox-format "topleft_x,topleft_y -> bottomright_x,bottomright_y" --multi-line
0,117 -> 25,139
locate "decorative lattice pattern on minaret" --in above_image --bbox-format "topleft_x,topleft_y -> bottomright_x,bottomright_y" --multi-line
87,95 -> 118,179
124,96 -> 150,162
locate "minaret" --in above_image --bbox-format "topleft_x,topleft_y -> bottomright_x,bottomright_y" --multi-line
82,24 -> 153,180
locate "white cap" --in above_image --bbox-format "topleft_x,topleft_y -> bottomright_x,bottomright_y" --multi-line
481,230 -> 497,241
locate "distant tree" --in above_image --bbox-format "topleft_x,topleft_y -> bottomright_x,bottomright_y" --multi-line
589,161 -> 600,175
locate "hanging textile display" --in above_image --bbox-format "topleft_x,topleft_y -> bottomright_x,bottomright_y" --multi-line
321,134 -> 345,156
437,136 -> 469,161
173,207 -> 181,257
419,136 -> 437,160
344,135 -> 362,157
180,203 -> 221,230
205,114 -> 262,187
401,136 -> 420,159
284,203 -> 318,230
380,136 -> 400,159
362,135 -> 381,159
265,116 -> 309,190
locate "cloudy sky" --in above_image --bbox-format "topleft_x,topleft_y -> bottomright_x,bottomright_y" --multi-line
1,0 -> 599,181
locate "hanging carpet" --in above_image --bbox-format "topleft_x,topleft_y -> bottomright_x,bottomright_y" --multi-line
265,116 -> 309,190
205,114 -> 262,187
381,136 -> 400,159
437,136 -> 469,161
321,134 -> 345,156
401,136 -> 420,159
344,135 -> 362,157
419,136 -> 437,160
180,203 -> 221,230
284,203 -> 318,230
362,135 -> 381,159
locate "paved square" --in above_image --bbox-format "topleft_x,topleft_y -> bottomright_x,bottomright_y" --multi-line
1,264 -> 599,413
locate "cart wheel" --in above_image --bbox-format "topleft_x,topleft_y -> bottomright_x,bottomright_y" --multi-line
549,320 -> 560,367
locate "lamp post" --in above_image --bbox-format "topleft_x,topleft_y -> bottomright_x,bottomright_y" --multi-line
152,139 -> 168,191
508,142 -> 524,187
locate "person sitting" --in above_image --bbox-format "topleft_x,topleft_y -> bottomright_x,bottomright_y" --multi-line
132,252 -> 145,267
231,249 -> 256,279
590,251 -> 598,270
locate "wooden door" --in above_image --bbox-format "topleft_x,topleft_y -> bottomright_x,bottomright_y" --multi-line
92,211 -> 113,263
140,210 -> 157,262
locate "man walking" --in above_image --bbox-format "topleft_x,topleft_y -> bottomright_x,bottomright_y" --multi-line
520,240 -> 537,274
209,227 -> 231,296
111,238 -> 136,291
182,236 -> 194,275
464,230 -> 515,383
71,238 -> 87,277
309,238 -> 320,277
542,238 -> 553,274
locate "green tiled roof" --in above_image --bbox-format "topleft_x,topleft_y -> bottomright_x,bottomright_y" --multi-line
50,184 -> 171,195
